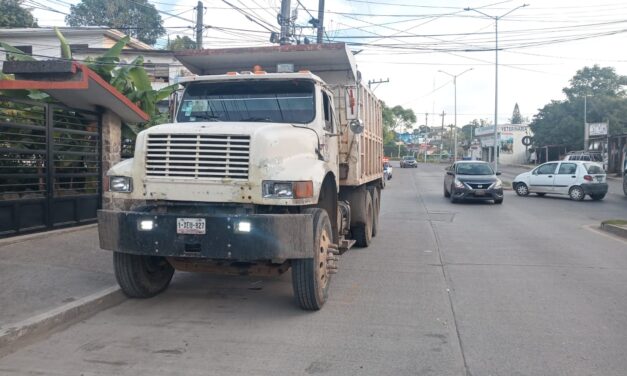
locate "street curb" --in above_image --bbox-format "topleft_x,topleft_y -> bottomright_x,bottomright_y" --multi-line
600,223 -> 627,239
0,224 -> 97,248
0,286 -> 124,359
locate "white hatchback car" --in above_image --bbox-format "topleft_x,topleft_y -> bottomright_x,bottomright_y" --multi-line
513,161 -> 608,201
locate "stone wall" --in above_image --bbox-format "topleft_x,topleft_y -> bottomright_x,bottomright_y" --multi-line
101,110 -> 121,210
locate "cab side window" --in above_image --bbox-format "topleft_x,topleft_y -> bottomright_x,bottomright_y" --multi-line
322,91 -> 333,132
558,163 -> 577,175
536,163 -> 558,175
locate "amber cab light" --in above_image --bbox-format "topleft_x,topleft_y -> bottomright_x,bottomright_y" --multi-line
293,181 -> 314,198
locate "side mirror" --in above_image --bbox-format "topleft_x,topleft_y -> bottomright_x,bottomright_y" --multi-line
446,171 -> 454,176
495,171 -> 502,176
349,119 -> 364,134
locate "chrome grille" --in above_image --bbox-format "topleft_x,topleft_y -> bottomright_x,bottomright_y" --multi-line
145,134 -> 250,180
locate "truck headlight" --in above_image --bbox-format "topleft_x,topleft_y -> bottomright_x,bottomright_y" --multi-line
262,181 -> 313,199
110,176 -> 132,192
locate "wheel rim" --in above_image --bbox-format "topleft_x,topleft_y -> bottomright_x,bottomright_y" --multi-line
571,187 -> 583,200
317,228 -> 330,290
516,184 -> 528,195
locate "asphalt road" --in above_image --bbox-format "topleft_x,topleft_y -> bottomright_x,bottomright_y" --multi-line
1,163 -> 626,376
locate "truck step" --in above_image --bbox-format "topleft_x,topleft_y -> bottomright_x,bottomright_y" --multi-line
339,239 -> 356,253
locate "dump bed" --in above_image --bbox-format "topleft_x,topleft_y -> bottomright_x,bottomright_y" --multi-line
175,43 -> 383,187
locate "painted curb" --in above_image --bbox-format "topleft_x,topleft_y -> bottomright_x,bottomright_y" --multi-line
0,224 -> 97,248
600,223 -> 627,239
0,286 -> 124,358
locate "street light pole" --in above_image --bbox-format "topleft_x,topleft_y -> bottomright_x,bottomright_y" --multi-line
438,68 -> 473,161
464,4 -> 528,172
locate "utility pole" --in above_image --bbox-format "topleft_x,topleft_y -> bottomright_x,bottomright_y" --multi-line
279,0 -> 292,45
367,78 -> 389,90
195,1 -> 203,49
440,111 -> 446,159
584,95 -> 590,151
316,0 -> 325,44
464,4 -> 528,171
438,68 -> 473,161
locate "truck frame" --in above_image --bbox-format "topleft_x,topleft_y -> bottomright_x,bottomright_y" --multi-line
98,43 -> 384,310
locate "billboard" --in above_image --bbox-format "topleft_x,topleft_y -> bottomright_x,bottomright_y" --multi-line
588,123 -> 608,137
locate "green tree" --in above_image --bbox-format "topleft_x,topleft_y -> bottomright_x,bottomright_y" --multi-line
531,65 -> 627,150
66,0 -> 165,45
563,65 -> 626,100
381,102 -> 415,157
167,35 -> 197,51
0,0 -> 38,28
510,103 -> 523,124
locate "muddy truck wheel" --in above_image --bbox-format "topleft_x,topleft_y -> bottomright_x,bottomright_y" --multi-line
113,252 -> 175,298
352,190 -> 373,247
367,186 -> 380,238
292,208 -> 334,310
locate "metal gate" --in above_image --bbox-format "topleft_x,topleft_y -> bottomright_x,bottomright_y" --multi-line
0,97 -> 101,238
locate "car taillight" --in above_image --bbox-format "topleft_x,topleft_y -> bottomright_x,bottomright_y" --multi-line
583,175 -> 593,182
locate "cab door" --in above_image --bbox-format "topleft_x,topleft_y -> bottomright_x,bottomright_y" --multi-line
529,162 -> 558,192
553,162 -> 578,194
321,90 -> 339,177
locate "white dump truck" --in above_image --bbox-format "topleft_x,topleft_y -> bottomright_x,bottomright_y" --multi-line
98,43 -> 384,310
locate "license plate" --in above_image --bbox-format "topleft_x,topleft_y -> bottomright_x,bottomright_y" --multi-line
474,190 -> 486,196
596,176 -> 603,182
176,218 -> 206,234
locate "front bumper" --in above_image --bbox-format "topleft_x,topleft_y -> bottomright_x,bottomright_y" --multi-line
581,183 -> 608,195
98,210 -> 313,261
451,187 -> 503,201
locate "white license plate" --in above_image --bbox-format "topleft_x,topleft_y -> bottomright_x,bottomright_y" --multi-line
474,189 -> 486,196
596,176 -> 603,182
176,218 -> 206,234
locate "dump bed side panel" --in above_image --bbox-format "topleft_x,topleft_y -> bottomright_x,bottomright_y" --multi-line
333,84 -> 383,187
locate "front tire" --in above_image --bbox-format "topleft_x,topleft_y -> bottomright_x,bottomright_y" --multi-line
569,186 -> 585,201
113,252 -> 174,298
292,208 -> 333,310
515,183 -> 529,196
444,184 -> 450,198
449,185 -> 458,203
494,198 -> 503,204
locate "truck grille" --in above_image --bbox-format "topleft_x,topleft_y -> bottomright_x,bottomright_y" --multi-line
145,134 -> 250,180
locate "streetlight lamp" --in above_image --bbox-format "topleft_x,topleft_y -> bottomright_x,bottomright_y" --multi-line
438,68 -> 473,161
464,4 -> 528,171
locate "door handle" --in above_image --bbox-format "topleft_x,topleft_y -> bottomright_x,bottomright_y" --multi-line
571,175 -> 576,178
547,175 -> 553,178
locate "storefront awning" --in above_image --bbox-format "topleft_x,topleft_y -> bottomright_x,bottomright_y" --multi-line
0,61 -> 149,123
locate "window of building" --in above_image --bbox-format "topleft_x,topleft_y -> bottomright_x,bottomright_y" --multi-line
144,63 -> 170,82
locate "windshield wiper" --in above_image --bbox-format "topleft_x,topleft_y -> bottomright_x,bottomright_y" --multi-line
241,117 -> 271,122
192,113 -> 221,121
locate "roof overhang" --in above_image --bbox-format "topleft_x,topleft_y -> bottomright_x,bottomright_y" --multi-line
0,61 -> 149,123
175,43 -> 357,80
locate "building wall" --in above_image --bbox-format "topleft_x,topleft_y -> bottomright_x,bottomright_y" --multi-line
475,124 -> 532,165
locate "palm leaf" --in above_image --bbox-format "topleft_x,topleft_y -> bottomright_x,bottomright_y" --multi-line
54,27 -> 72,59
0,42 -> 37,61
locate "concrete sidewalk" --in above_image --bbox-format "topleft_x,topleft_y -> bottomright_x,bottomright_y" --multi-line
0,225 -> 122,356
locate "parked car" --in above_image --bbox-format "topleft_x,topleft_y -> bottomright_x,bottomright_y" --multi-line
443,161 -> 504,204
563,151 -> 607,170
400,155 -> 417,168
513,161 -> 607,201
383,162 -> 393,180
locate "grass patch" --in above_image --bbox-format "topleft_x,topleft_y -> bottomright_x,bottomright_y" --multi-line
602,219 -> 627,226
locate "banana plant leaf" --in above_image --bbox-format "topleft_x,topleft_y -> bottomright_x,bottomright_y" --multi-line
0,42 -> 37,61
54,27 -> 72,59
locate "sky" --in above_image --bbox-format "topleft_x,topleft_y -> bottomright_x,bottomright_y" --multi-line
29,0 -> 627,130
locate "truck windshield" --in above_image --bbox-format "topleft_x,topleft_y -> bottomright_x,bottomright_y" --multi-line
177,80 -> 315,124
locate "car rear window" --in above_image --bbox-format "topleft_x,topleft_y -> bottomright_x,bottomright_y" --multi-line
584,163 -> 604,174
